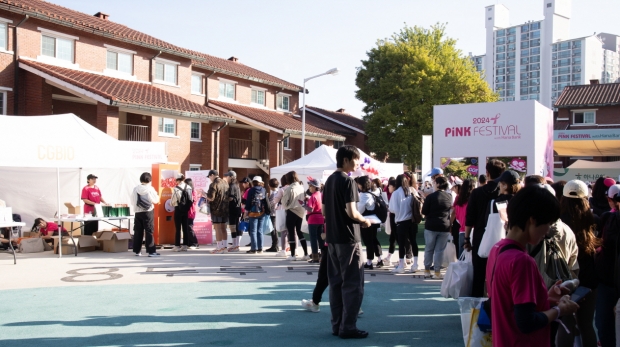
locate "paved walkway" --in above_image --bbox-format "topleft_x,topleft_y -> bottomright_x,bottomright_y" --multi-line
1,242 -> 463,347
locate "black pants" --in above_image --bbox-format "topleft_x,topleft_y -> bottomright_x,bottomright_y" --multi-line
328,242 -> 364,335
312,241 -> 329,304
396,220 -> 417,259
286,210 -> 307,256
83,220 -> 98,236
174,209 -> 189,246
187,217 -> 198,246
360,224 -> 382,261
269,215 -> 278,249
471,229 -> 487,297
133,210 -> 156,254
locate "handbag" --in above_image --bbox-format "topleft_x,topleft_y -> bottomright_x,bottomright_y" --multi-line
478,200 -> 507,258
441,250 -> 473,299
458,297 -> 492,347
275,208 -> 287,232
261,214 -> 273,235
442,234 -> 458,268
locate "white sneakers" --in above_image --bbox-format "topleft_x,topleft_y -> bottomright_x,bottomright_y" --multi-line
410,264 -> 418,273
172,246 -> 181,252
301,255 -> 310,261
287,255 -> 297,261
391,266 -> 405,274
301,299 -> 320,312
180,245 -> 188,252
276,250 -> 287,257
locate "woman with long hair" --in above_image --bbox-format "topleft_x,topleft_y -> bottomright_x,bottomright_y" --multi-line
265,178 -> 280,252
281,171 -> 309,261
273,174 -> 289,257
421,176 -> 453,279
590,176 -> 613,217
225,172 -> 242,252
452,179 -> 474,258
388,174 -> 416,273
184,178 -> 199,249
356,175 -> 383,269
383,177 -> 398,265
558,180 -> 601,347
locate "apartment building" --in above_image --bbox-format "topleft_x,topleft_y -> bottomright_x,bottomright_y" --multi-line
0,0 -> 344,178
471,0 -> 620,109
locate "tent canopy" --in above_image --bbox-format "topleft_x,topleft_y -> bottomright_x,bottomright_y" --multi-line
568,160 -> 620,169
0,113 -> 166,168
271,145 -> 403,187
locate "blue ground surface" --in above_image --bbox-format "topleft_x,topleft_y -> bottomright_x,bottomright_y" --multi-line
1,281 -> 462,347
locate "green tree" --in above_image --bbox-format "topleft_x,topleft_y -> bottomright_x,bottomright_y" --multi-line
356,23 -> 498,167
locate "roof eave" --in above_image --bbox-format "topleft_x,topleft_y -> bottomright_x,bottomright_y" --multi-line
283,129 -> 345,142
1,4 -> 204,62
194,63 -> 302,92
555,103 -> 620,108
111,101 -> 235,123
303,107 -> 366,135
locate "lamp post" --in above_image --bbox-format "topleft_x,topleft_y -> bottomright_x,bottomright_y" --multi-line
301,67 -> 339,157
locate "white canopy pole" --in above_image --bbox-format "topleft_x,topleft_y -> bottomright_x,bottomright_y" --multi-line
57,167 -> 62,259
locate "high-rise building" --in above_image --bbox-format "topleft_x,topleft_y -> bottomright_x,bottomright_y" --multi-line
471,0 -> 620,108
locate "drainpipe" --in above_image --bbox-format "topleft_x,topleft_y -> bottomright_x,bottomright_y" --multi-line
13,15 -> 28,115
205,71 -> 216,106
214,122 -> 229,171
149,51 -> 162,83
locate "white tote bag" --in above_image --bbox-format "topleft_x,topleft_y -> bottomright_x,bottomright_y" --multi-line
441,251 -> 473,299
458,297 -> 492,347
442,235 -> 458,268
275,208 -> 287,232
477,200 -> 507,258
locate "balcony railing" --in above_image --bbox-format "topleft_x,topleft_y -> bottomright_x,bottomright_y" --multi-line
229,138 -> 268,160
120,124 -> 150,142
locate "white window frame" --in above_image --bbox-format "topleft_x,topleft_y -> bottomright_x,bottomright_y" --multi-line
283,136 -> 290,150
104,44 -> 135,77
277,92 -> 291,111
250,86 -> 266,106
0,17 -> 13,53
333,140 -> 344,149
189,164 -> 202,171
218,77 -> 237,100
572,109 -> 597,126
314,140 -> 322,149
154,58 -> 179,87
190,122 -> 201,142
191,73 -> 204,96
158,117 -> 178,137
0,89 -> 8,115
38,28 -> 78,65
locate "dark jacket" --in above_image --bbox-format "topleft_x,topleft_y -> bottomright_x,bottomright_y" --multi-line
245,186 -> 267,215
421,190 -> 452,232
465,181 -> 500,243
590,197 -> 611,220
595,211 -> 620,288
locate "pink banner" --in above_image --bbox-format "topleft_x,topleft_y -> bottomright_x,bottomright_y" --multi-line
186,170 -> 213,245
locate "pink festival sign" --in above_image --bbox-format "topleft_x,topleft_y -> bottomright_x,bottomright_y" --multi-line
185,170 -> 213,245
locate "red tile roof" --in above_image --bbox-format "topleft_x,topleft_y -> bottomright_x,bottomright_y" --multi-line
192,54 -> 302,92
0,0 -> 301,91
0,0 -> 200,59
209,100 -> 344,141
20,59 -> 233,122
305,106 -> 366,133
555,83 -> 620,108
303,111 -> 357,137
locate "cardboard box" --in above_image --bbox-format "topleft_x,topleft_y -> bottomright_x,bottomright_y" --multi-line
64,202 -> 81,215
74,235 -> 98,252
97,231 -> 130,253
54,244 -> 76,255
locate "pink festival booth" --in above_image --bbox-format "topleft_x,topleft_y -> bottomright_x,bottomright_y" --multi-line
432,100 -> 554,180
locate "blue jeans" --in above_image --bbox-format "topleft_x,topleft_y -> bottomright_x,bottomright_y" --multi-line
248,216 -> 264,251
423,229 -> 450,271
595,283 -> 617,347
308,223 -> 323,255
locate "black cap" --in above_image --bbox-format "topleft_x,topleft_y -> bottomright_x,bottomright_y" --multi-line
87,174 -> 98,180
240,177 -> 251,184
208,170 -> 218,177
497,170 -> 520,185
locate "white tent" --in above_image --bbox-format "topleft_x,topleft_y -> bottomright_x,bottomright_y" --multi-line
270,145 -> 403,188
0,114 -> 167,229
567,160 -> 620,169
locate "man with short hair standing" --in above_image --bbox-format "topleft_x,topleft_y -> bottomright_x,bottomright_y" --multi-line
323,145 -> 371,339
130,172 -> 160,257
206,170 -> 229,254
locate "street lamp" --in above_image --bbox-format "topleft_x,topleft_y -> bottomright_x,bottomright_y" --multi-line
301,67 -> 339,157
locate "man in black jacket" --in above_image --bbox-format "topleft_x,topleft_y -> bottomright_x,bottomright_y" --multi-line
463,159 -> 505,297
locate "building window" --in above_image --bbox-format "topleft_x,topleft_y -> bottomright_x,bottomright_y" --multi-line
277,94 -> 290,111
283,137 -> 290,149
155,60 -> 178,85
189,164 -> 201,171
158,118 -> 176,135
573,111 -> 595,125
333,140 -> 344,149
251,89 -> 265,105
0,91 -> 5,115
314,141 -> 322,149
191,74 -> 203,94
0,22 -> 7,51
106,50 -> 132,74
219,81 -> 235,100
190,122 -> 201,140
41,35 -> 74,62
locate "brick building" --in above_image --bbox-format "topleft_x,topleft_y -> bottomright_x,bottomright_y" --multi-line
302,106 -> 368,154
554,80 -> 620,167
0,0 -> 344,179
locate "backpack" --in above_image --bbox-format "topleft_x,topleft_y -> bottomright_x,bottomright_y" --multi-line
136,193 -> 152,210
370,193 -> 388,223
174,186 -> 193,213
411,193 -> 424,225
529,235 -> 572,289
248,188 -> 266,218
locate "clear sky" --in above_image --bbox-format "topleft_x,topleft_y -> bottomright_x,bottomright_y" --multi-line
51,0 -> 620,118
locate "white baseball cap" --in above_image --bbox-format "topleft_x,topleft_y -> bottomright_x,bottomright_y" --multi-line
252,176 -> 263,183
563,180 -> 588,199
607,184 -> 620,201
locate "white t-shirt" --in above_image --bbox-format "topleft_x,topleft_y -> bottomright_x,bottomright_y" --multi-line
357,192 -> 376,214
